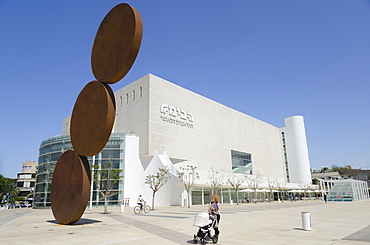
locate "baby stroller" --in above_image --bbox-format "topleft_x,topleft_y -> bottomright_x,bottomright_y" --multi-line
192,212 -> 218,244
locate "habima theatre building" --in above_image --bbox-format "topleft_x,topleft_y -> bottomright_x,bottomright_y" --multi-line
34,74 -> 311,208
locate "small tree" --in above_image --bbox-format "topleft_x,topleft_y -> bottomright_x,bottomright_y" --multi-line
275,178 -> 287,202
312,178 -> 319,185
320,167 -> 329,173
178,165 -> 199,208
92,162 -> 123,214
228,174 -> 245,205
145,168 -> 171,211
299,183 -> 313,200
267,177 -> 276,203
208,167 -> 224,196
246,174 -> 262,204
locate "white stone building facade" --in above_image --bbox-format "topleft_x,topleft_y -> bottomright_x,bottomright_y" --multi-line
61,74 -> 312,207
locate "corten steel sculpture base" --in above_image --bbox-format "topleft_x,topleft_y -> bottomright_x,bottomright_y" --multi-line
51,3 -> 142,225
51,150 -> 91,225
70,81 -> 116,156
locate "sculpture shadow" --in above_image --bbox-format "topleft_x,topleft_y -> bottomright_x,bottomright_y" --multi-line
47,218 -> 102,226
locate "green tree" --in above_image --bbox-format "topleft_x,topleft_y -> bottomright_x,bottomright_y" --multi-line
312,178 -> 319,185
331,164 -> 340,172
0,175 -> 19,203
145,168 -> 171,211
340,165 -> 353,172
178,165 -> 199,208
331,164 -> 354,172
92,162 -> 123,214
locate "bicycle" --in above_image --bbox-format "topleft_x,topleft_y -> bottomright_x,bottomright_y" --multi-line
134,201 -> 151,214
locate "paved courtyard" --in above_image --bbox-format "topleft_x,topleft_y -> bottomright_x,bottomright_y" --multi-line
1,199 -> 370,244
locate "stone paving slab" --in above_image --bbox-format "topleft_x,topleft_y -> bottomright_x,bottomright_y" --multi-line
0,200 -> 370,244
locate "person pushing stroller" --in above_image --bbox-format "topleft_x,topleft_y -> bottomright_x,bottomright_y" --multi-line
192,194 -> 220,244
208,194 -> 220,237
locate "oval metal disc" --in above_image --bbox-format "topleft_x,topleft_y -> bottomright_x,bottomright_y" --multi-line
51,150 -> 90,225
91,3 -> 143,84
70,81 -> 116,156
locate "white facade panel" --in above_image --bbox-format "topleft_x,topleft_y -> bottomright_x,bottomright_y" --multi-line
114,74 -> 290,180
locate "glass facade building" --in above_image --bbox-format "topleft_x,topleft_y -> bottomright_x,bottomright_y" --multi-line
326,179 -> 369,202
34,133 -> 125,208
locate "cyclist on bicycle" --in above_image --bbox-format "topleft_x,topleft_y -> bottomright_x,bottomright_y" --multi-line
137,194 -> 145,210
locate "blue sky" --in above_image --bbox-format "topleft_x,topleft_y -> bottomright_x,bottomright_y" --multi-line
1,1 -> 370,178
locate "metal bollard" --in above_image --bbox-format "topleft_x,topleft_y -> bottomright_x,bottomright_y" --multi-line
301,212 -> 311,231
120,204 -> 125,213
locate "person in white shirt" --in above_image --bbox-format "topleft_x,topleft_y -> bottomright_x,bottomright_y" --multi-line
137,194 -> 144,210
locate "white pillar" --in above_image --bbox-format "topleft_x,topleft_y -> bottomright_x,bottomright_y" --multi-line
282,116 -> 311,184
201,187 -> 204,205
89,155 -> 95,210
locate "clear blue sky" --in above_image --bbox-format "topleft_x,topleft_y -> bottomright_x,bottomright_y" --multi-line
1,1 -> 370,178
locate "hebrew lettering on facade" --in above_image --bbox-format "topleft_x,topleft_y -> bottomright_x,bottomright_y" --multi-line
169,105 -> 176,117
177,108 -> 187,120
187,112 -> 193,122
160,104 -> 169,114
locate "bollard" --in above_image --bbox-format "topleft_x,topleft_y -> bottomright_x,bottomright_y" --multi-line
301,212 -> 311,231
120,204 -> 125,213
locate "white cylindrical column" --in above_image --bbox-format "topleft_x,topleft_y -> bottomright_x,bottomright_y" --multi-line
301,212 -> 311,231
283,116 -> 311,184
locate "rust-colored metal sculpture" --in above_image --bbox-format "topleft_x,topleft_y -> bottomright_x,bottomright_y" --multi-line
51,151 -> 91,225
91,3 -> 143,84
51,3 -> 142,225
70,81 -> 116,156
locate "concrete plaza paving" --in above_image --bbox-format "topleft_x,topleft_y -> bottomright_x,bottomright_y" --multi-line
1,199 -> 370,245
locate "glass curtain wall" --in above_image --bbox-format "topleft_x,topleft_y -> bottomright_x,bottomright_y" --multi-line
327,179 -> 370,202
34,133 -> 125,208
191,187 -> 279,205
231,150 -> 252,174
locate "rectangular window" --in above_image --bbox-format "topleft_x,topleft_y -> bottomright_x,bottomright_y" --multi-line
132,90 -> 135,101
101,150 -> 120,159
139,87 -> 143,97
126,93 -> 129,104
231,150 -> 252,174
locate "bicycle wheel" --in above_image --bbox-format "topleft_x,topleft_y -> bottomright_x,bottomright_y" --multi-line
134,206 -> 141,214
143,205 -> 151,213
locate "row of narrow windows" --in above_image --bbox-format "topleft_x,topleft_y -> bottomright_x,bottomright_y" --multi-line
119,86 -> 143,106
281,132 -> 290,182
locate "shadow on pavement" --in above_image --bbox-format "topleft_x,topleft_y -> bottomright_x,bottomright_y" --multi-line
47,218 -> 102,225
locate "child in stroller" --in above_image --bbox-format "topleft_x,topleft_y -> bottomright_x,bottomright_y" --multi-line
192,212 -> 218,244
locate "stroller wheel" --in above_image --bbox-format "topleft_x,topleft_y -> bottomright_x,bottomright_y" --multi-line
193,235 -> 198,244
212,235 -> 218,244
200,238 -> 205,244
